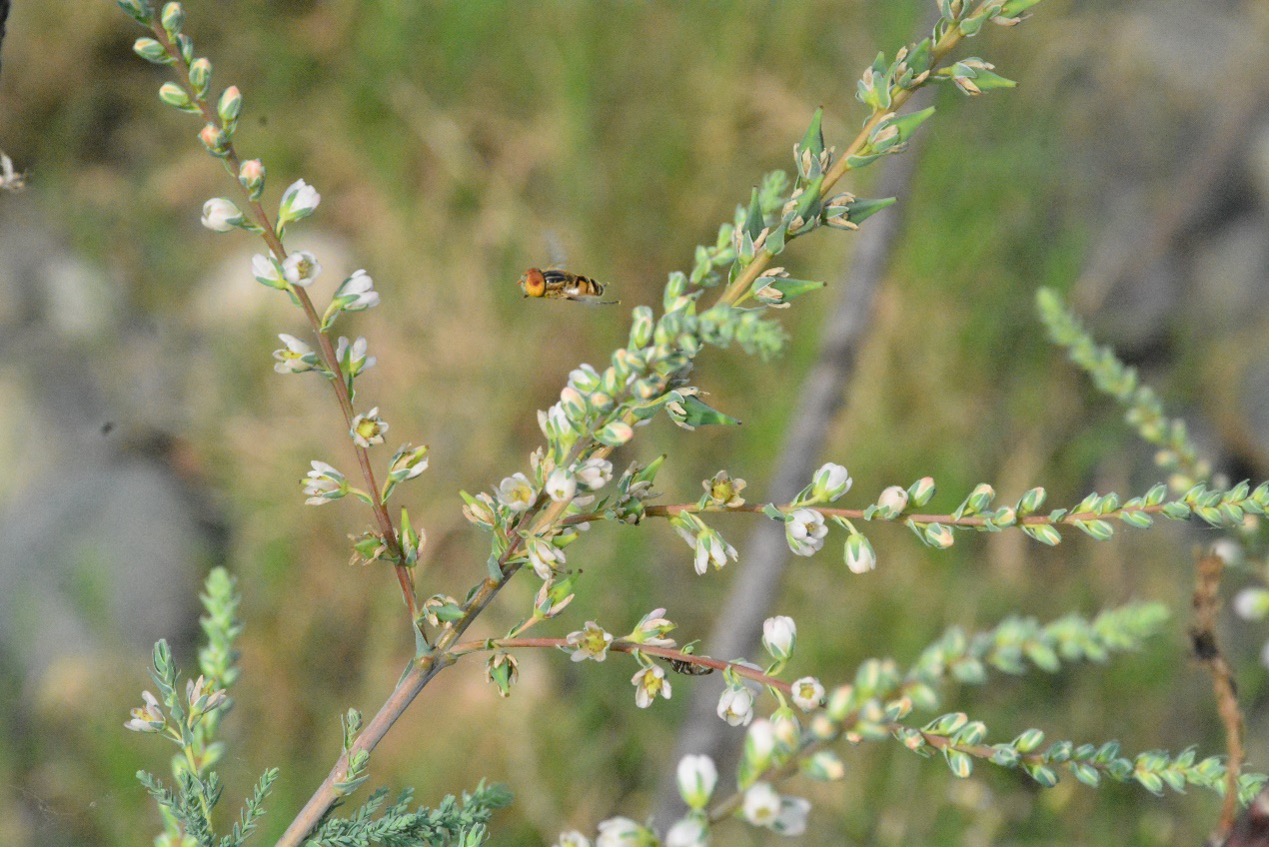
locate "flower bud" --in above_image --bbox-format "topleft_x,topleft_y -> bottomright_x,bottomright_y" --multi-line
559,386 -> 589,424
485,653 -> 518,697
158,82 -> 195,112
161,2 -> 185,36
843,531 -> 876,574
200,197 -> 242,232
188,57 -> 212,98
809,462 -> 851,502
198,123 -> 228,157
597,420 -> 634,447
875,485 -> 908,518
761,615 -> 796,661
803,750 -> 845,781
217,85 -> 243,125
629,305 -> 655,350
239,158 -> 265,201
825,684 -> 854,721
676,755 -> 717,810
909,476 -> 936,506
117,0 -> 153,23
132,37 -> 169,64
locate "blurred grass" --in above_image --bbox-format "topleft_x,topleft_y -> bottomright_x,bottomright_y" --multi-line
0,0 -> 1266,845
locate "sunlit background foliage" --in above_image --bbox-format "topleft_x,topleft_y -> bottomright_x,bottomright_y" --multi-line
0,0 -> 1265,844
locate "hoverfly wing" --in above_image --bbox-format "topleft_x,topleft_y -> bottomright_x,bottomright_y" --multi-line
564,293 -> 620,306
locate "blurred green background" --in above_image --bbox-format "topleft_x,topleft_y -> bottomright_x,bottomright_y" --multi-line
0,0 -> 1266,845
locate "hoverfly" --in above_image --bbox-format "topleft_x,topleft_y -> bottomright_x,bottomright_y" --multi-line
517,267 -> 618,305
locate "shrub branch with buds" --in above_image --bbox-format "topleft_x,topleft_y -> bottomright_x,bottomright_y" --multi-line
110,0 -> 1267,846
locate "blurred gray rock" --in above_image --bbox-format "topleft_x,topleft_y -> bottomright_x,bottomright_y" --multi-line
0,197 -> 220,688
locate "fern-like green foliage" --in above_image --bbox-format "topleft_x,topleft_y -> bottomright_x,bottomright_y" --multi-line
304,782 -> 513,847
1035,287 -> 1210,486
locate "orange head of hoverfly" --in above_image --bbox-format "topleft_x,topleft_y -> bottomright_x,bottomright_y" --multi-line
519,268 -> 546,298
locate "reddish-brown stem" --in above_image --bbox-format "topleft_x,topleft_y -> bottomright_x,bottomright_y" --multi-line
148,22 -> 416,620
449,637 -> 794,695
1190,552 -> 1246,843
559,499 -> 1176,531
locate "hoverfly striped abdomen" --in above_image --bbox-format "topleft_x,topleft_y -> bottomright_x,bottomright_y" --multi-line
517,267 -> 617,305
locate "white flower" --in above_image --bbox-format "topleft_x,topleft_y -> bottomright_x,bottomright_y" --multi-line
665,814 -> 708,847
785,508 -> 828,557
302,460 -> 346,505
526,536 -> 566,580
200,197 -> 241,232
700,531 -> 735,575
876,485 -> 909,518
497,473 -> 537,512
461,492 -> 498,527
1234,587 -> 1268,621
627,608 -> 676,647
281,250 -> 322,287
843,531 -> 876,574
716,685 -> 755,727
272,333 -> 317,374
564,621 -> 613,662
535,577 -> 576,619
538,404 -> 574,441
124,690 -> 166,733
790,676 -> 825,711
1211,538 -> 1244,567
631,664 -> 671,708
546,467 -> 577,503
772,796 -> 812,836
676,755 -> 717,810
556,829 -> 591,847
388,444 -> 429,482
575,457 -> 613,491
251,253 -> 285,288
810,462 -> 851,502
334,269 -> 380,311
350,406 -> 388,448
762,615 -> 796,661
335,335 -> 376,376
741,782 -> 782,827
185,675 -> 227,716
279,178 -> 320,222
595,816 -> 654,846
703,470 -> 746,508
743,718 -> 776,767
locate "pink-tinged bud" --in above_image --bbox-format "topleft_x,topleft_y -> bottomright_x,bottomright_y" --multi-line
238,159 -> 266,201
217,86 -> 243,124
198,123 -> 228,157
239,158 -> 264,182
909,476 -> 936,506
